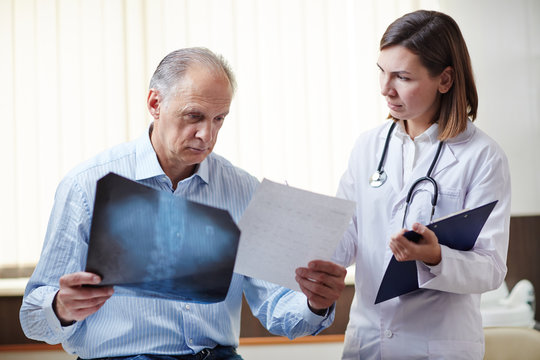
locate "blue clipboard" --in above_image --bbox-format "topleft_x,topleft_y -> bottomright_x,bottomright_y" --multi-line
375,200 -> 498,304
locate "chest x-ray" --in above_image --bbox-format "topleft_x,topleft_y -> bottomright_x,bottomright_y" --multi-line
86,172 -> 240,303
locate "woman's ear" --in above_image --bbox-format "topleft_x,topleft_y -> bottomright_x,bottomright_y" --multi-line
147,89 -> 161,119
438,66 -> 454,94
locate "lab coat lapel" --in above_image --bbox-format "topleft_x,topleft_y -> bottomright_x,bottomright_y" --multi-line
430,143 -> 457,178
431,120 -> 475,177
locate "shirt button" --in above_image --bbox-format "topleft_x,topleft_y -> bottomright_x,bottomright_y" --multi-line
176,232 -> 181,237
189,338 -> 194,344
185,304 -> 191,310
384,329 -> 393,338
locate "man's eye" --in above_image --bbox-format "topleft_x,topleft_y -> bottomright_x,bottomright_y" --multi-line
188,114 -> 203,120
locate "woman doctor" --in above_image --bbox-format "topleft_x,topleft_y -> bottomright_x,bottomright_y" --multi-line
335,10 -> 511,360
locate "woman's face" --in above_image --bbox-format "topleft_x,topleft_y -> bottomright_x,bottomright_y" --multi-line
377,45 -> 446,129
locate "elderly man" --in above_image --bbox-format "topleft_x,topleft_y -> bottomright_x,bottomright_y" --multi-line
20,47 -> 346,360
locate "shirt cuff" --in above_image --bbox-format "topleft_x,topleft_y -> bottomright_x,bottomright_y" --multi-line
302,299 -> 335,325
307,299 -> 330,317
43,291 -> 77,334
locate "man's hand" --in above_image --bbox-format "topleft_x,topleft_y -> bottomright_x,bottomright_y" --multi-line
53,272 -> 114,325
389,222 -> 442,266
295,260 -> 347,313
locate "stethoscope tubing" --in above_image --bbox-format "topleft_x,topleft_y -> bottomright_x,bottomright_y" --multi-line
376,122 -> 397,174
405,141 -> 444,206
370,121 -> 445,228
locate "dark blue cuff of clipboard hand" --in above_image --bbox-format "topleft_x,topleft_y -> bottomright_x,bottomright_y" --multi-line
307,300 -> 333,317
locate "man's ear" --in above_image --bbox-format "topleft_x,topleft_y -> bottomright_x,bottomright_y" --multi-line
147,89 -> 161,119
438,66 -> 454,94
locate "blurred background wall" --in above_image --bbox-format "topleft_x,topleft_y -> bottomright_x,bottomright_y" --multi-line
0,0 -> 538,271
0,1 -> 538,358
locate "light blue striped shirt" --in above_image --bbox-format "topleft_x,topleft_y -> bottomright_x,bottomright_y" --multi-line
20,127 -> 333,358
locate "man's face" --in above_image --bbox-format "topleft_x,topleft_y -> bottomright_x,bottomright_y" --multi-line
149,64 -> 233,176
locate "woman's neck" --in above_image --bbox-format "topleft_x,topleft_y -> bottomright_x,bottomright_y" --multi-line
403,119 -> 432,140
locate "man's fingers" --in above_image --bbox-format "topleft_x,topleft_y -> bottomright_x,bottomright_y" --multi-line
59,285 -> 114,302
59,272 -> 102,288
59,271 -> 112,301
296,261 -> 346,292
61,292 -> 114,307
294,260 -> 347,310
55,272 -> 114,323
307,260 -> 347,278
59,294 -> 112,321
55,290 -> 114,322
295,275 -> 333,309
296,274 -> 330,294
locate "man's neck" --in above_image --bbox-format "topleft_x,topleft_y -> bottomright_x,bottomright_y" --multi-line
148,123 -> 197,190
169,164 -> 198,190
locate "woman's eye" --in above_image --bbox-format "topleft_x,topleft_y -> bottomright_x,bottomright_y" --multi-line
397,75 -> 409,81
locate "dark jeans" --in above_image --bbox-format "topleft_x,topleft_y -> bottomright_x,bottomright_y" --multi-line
78,346 -> 243,360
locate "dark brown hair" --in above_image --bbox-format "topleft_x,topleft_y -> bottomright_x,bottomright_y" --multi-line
380,10 -> 477,140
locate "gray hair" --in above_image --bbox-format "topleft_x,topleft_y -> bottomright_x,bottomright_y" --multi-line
149,47 -> 237,103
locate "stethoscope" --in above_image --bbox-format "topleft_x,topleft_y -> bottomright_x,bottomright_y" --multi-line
369,122 -> 445,227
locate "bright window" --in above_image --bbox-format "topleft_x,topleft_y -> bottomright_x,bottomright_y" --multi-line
1,0 -> 440,272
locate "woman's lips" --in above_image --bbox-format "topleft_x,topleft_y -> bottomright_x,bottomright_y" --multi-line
387,102 -> 402,111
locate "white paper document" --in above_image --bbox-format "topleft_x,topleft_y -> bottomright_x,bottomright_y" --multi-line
234,179 -> 355,292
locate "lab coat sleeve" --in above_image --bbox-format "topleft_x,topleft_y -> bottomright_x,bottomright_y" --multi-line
333,142 -> 360,268
20,176 -> 90,343
417,140 -> 511,294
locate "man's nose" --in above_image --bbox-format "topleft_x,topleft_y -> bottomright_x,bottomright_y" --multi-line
196,121 -> 213,142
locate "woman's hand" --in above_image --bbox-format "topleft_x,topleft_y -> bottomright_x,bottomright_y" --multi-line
389,222 -> 442,266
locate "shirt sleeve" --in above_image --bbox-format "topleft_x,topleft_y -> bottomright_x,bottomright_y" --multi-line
20,175 -> 92,344
242,277 -> 335,339
418,142 -> 511,294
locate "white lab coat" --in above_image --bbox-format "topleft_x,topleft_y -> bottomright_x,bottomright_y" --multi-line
335,120 -> 511,360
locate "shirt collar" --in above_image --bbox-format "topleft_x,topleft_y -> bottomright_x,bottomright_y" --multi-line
393,120 -> 439,144
135,123 -> 166,181
195,156 -> 209,185
135,122 -> 210,185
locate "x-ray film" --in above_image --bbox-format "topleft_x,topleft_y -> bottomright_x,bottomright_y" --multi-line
86,172 -> 240,303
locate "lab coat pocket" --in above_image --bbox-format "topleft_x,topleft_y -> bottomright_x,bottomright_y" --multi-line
402,186 -> 462,229
428,339 -> 483,360
431,187 -> 462,221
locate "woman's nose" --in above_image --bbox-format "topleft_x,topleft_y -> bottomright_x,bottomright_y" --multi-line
380,77 -> 393,97
381,80 -> 397,96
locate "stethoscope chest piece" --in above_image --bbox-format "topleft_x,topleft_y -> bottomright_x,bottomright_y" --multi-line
369,170 -> 387,188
